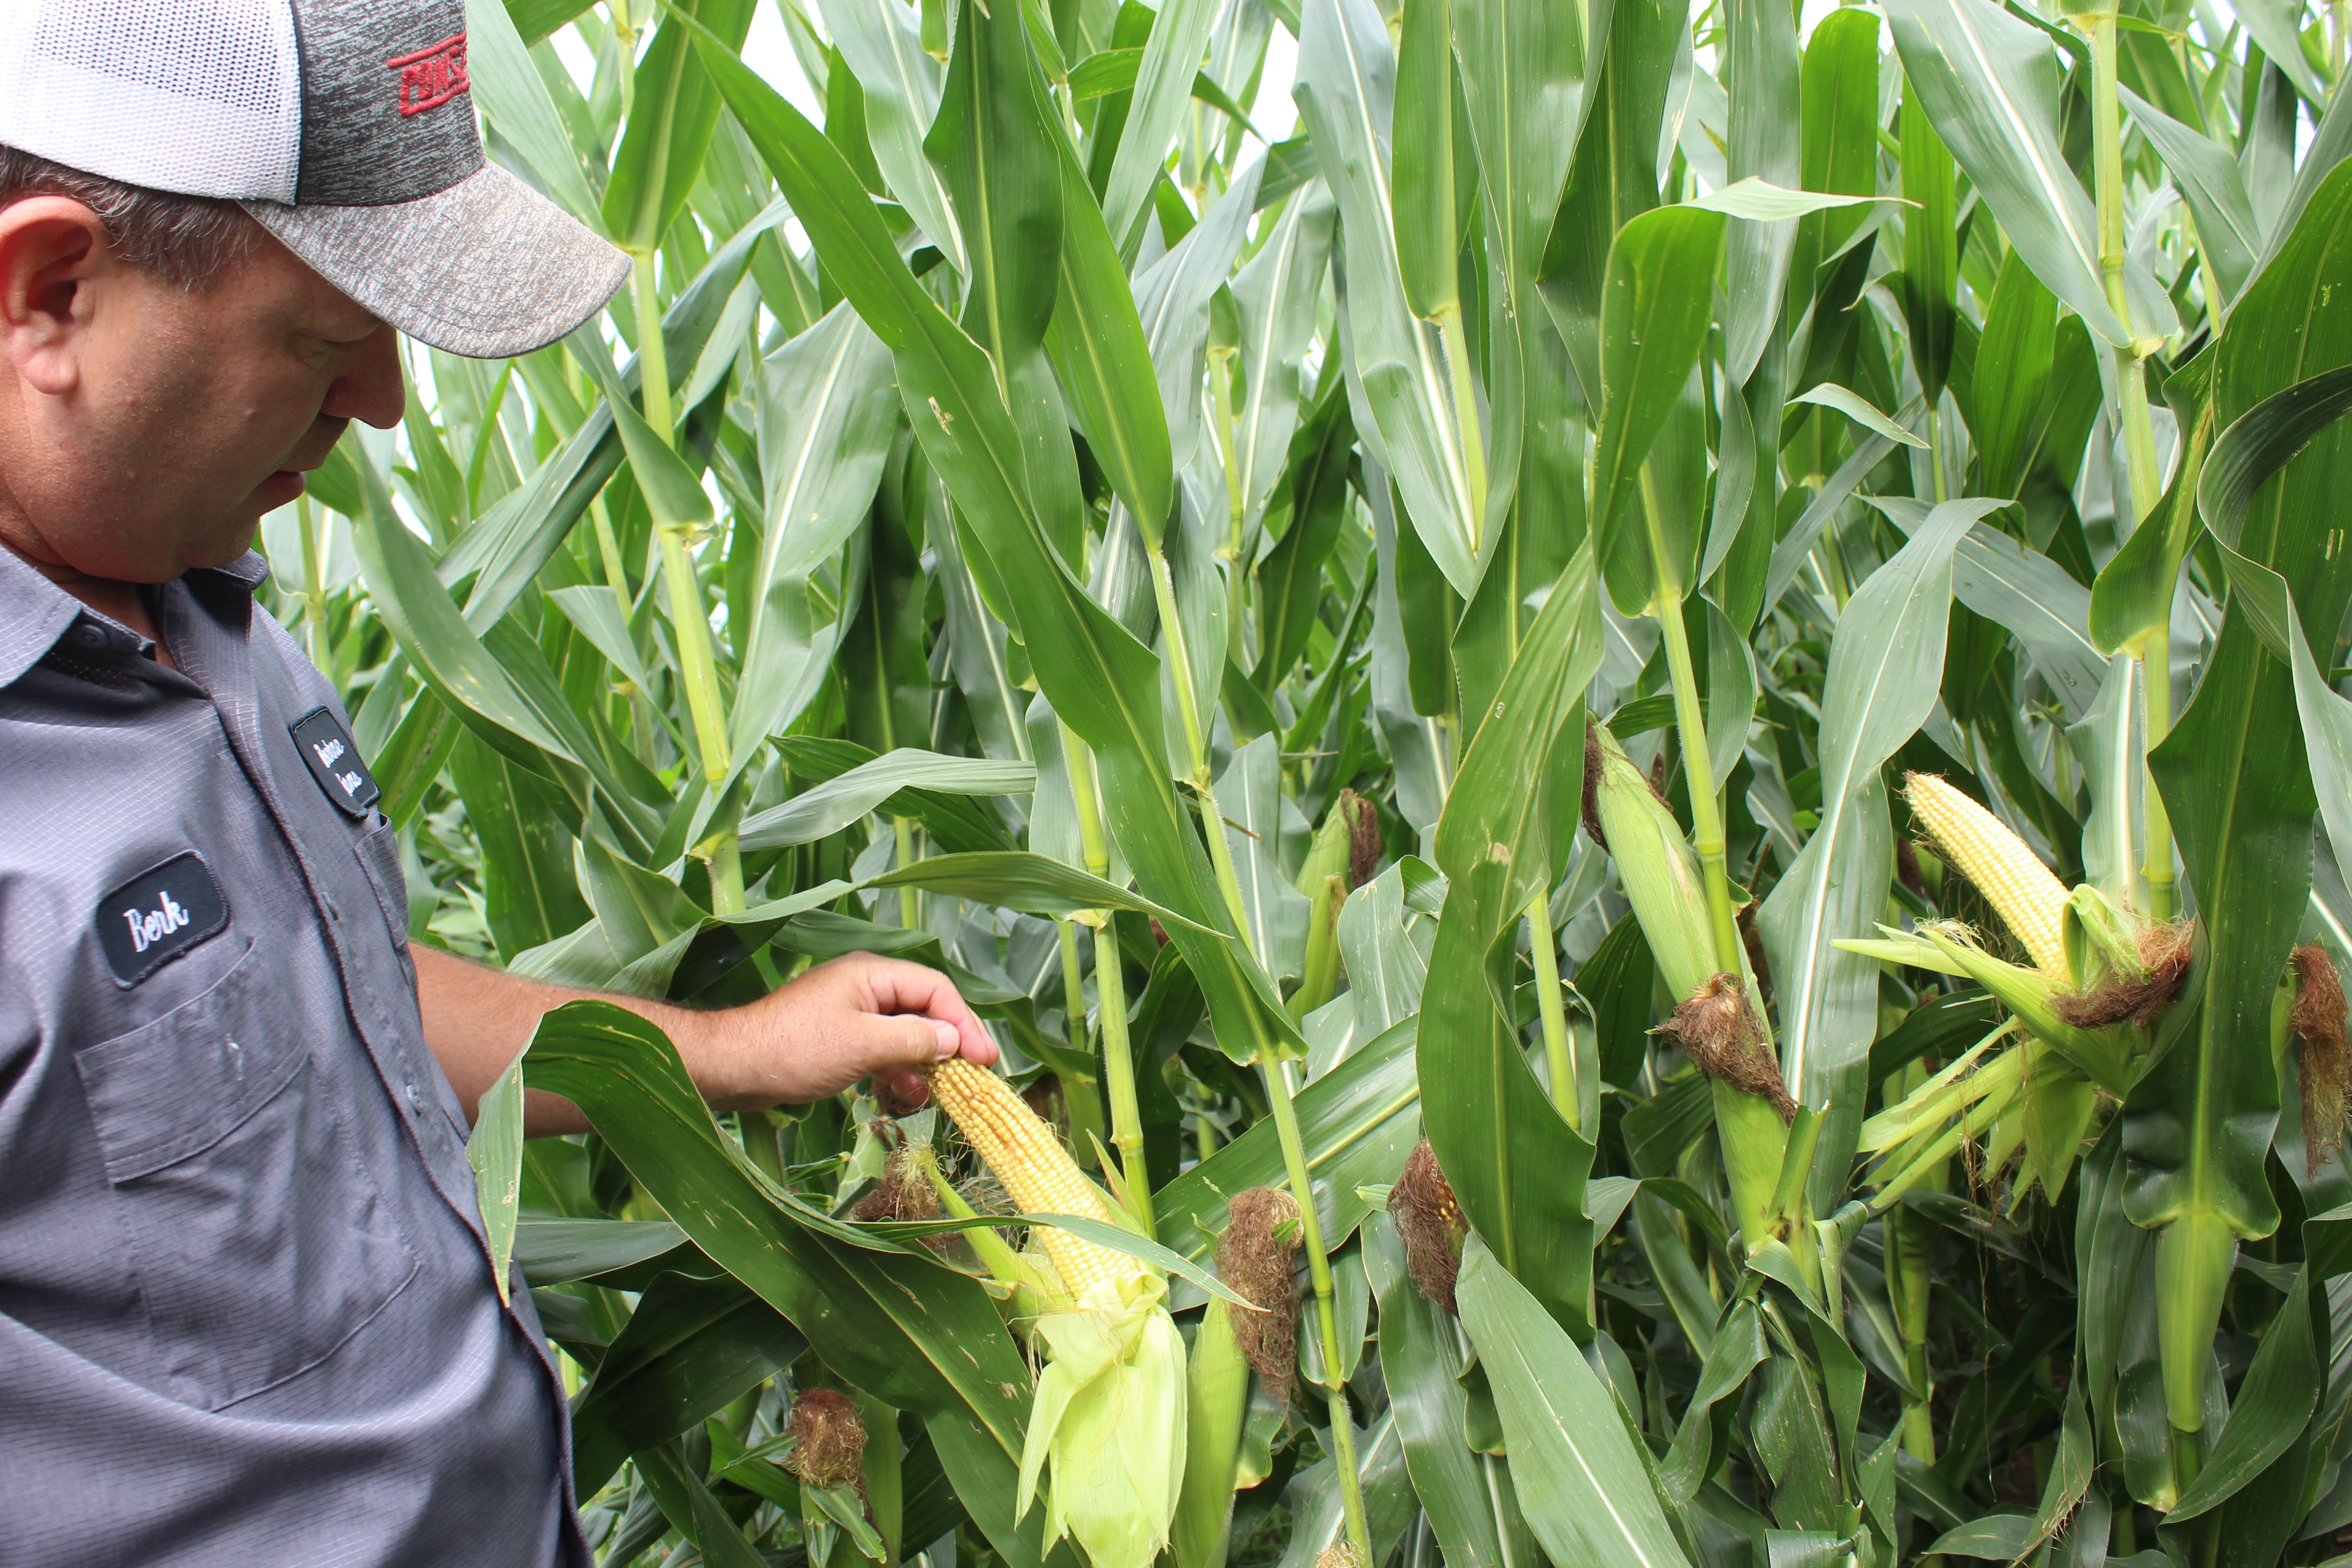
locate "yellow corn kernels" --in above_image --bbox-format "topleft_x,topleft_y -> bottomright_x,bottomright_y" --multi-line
927,1058 -> 1143,1301
1904,773 -> 2070,980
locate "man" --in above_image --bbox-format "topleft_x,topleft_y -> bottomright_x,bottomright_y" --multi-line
0,0 -> 995,1561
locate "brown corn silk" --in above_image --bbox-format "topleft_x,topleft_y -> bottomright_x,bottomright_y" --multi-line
1390,1140 -> 1466,1314
1655,972 -> 1797,1122
2294,944 -> 2351,1178
787,1388 -> 867,1492
1218,1187 -> 1302,1393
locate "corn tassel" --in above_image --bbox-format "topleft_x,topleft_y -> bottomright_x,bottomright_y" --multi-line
927,1058 -> 1144,1303
1904,773 -> 2071,980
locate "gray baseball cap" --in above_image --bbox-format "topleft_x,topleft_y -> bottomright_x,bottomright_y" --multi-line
0,0 -> 629,358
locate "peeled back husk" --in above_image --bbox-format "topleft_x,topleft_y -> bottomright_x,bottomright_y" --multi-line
1017,1274 -> 1189,1568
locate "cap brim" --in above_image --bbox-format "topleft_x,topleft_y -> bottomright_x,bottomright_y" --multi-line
244,163 -> 629,358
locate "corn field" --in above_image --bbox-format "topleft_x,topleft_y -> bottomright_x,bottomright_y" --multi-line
281,0 -> 2352,1559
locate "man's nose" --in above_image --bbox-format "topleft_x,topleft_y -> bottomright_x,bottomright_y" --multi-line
321,324 -> 406,430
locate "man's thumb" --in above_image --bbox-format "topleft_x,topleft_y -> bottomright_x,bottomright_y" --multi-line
859,1011 -> 958,1068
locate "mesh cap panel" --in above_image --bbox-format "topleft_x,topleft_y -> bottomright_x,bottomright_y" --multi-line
0,0 -> 301,201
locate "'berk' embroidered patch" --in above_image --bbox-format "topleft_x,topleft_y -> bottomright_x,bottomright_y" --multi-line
96,852 -> 230,987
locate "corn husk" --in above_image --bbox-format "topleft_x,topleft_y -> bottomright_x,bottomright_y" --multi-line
1018,1274 -> 1189,1568
1589,723 -> 1790,1243
1837,922 -> 2139,1094
923,1062 -> 1185,1568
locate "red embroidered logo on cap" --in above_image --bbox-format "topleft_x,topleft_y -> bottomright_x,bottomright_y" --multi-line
387,33 -> 469,116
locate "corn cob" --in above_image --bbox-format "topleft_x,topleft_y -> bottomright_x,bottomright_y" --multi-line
1904,773 -> 2071,980
927,1058 -> 1144,1301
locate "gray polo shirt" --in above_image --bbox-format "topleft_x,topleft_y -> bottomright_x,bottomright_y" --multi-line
0,545 -> 583,1565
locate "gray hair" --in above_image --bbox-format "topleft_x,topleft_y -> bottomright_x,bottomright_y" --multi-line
0,144 -> 256,291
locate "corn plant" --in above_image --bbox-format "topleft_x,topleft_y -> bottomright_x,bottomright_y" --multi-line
275,0 -> 2352,1560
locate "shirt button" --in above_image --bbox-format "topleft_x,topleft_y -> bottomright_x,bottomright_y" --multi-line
75,624 -> 106,649
404,1082 -> 424,1111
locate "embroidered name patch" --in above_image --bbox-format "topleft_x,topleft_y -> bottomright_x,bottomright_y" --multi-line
290,707 -> 381,817
97,853 -> 229,987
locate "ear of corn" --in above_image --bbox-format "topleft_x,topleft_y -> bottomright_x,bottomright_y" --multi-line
1589,724 -> 1789,1245
1172,1298 -> 1250,1568
930,1059 -> 1184,1568
1904,773 -> 2072,981
1589,724 -> 1732,1002
927,1058 -> 1146,1304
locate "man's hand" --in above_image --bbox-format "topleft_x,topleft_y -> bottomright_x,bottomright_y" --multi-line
692,952 -> 999,1112
414,947 -> 998,1136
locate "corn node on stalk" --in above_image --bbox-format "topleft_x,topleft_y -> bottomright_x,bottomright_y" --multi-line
1903,772 -> 2071,980
925,1058 -> 1144,1304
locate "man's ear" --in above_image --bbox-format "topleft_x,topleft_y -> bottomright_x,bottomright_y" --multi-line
0,198 -> 112,397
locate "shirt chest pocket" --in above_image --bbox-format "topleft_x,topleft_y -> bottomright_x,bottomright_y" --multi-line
73,942 -> 420,1410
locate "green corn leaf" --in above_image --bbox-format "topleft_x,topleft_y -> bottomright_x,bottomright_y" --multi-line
815,0 -> 966,271
1228,188 -> 1338,545
1456,1241 -> 1696,1568
1885,0 -> 2174,349
1761,500 -> 1985,1116
466,0 -> 604,230
1590,203 -> 1726,614
1098,0 -> 1222,256
463,1051 -> 527,1305
2119,84 -> 2260,305
570,1270 -> 807,1493
1789,383 -> 1930,449
1391,0 -> 1460,320
1454,0 -> 1598,557
1535,0 -> 1685,413
1971,246 -> 2060,498
861,851 -> 1211,933
603,0 -> 757,253
512,1219 -> 693,1286
1043,131 -> 1174,536
1367,1215 -> 1536,1568
636,1440 -> 770,1568
737,750 -> 1036,851
1420,549 -> 1608,1329
697,35 -> 1303,1063
1898,84 -> 1959,406
1718,0 -> 1800,383
1296,0 -> 1484,596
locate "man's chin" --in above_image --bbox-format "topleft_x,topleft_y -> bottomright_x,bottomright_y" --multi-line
184,514 -> 267,576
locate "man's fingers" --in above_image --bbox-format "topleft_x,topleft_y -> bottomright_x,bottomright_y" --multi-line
874,1066 -> 932,1114
854,956 -> 999,1066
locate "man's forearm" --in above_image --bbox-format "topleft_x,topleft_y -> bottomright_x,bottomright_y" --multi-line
414,944 -> 993,1138
414,945 -> 710,1135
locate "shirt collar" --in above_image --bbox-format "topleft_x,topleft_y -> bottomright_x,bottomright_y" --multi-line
0,546 -> 270,689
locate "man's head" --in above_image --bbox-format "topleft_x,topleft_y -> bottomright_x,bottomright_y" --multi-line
0,0 -> 628,588
0,151 -> 405,582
